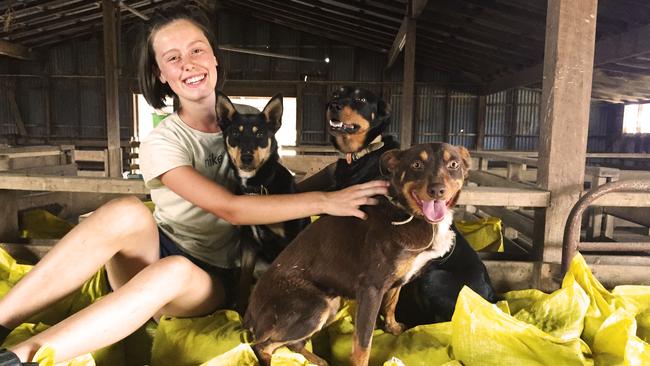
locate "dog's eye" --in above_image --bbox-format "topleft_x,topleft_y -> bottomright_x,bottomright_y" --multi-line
356,97 -> 367,103
411,160 -> 424,170
448,160 -> 460,170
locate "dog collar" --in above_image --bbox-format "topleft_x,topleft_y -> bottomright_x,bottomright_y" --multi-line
244,185 -> 269,196
340,135 -> 384,164
432,235 -> 457,265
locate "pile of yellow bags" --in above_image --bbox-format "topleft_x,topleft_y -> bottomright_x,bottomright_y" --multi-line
4,204 -> 650,365
2,244 -> 650,365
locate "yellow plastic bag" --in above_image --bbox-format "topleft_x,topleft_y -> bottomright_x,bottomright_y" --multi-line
612,286 -> 650,343
150,310 -> 251,366
199,344 -> 259,366
592,308 -> 650,365
454,217 -> 503,252
327,302 -> 454,366
565,253 -> 638,347
19,209 -> 74,240
452,287 -> 593,366
504,273 -> 590,340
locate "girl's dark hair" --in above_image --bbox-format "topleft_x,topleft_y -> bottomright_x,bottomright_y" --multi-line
137,6 -> 224,109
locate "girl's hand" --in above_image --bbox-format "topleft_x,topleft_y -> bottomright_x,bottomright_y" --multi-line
322,180 -> 390,219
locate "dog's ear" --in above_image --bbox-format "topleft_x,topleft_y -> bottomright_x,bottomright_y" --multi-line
458,146 -> 471,178
376,99 -> 391,121
216,91 -> 238,130
380,149 -> 400,176
262,93 -> 283,133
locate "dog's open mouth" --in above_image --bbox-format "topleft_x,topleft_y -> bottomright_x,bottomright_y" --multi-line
329,118 -> 361,134
411,191 -> 449,223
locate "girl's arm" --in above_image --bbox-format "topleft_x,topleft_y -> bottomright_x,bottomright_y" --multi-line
160,165 -> 389,225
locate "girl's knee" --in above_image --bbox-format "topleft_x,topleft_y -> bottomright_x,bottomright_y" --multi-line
154,256 -> 201,283
96,196 -> 155,231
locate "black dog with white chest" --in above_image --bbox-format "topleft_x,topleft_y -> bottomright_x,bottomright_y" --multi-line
216,92 -> 309,313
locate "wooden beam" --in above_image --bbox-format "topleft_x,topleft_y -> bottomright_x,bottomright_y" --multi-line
410,0 -> 429,18
387,17 -> 408,69
102,0 -> 122,178
533,0 -> 598,263
0,174 -> 148,195
399,16 -> 416,148
0,39 -> 31,60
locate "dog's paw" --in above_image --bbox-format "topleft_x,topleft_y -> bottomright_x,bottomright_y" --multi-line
383,320 -> 406,335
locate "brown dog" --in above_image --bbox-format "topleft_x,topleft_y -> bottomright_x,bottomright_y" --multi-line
244,142 -> 470,366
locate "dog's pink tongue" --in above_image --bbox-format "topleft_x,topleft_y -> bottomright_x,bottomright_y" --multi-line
422,200 -> 446,222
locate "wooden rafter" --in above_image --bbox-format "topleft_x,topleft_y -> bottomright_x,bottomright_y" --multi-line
0,38 -> 31,59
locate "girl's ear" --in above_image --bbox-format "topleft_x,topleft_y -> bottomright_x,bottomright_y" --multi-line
159,74 -> 167,84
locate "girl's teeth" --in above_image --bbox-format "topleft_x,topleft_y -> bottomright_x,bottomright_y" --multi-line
185,75 -> 205,84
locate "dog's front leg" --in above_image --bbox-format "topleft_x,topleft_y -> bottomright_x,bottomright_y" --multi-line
351,286 -> 383,366
381,286 -> 406,335
236,236 -> 257,315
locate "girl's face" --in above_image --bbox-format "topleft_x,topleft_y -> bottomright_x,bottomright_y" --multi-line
152,19 -> 218,106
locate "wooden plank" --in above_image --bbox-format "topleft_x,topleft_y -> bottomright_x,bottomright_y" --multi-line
534,0 -> 598,263
470,151 -> 538,166
458,186 -> 550,207
103,0 -> 122,178
399,17 -> 416,148
603,207 -> 650,227
0,174 -> 148,195
74,150 -> 108,162
479,205 -> 535,237
468,170 -> 539,190
0,39 -> 32,60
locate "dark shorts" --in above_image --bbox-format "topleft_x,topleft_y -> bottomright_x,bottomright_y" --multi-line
158,227 -> 238,308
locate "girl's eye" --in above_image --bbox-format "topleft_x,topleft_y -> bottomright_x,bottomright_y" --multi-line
411,160 -> 423,170
167,55 -> 179,63
192,48 -> 204,55
448,161 -> 460,170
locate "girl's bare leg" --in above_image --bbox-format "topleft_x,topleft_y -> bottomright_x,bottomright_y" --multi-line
0,196 -> 160,328
10,255 -> 224,363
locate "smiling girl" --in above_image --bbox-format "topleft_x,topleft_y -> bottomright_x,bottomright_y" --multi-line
0,7 -> 388,365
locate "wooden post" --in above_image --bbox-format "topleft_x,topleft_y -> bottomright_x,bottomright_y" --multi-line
533,0 -> 598,266
0,190 -> 18,242
399,16 -> 416,148
296,83 -> 304,145
103,0 -> 122,178
476,95 -> 487,150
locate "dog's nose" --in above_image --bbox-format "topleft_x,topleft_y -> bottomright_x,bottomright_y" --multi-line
241,153 -> 254,165
428,183 -> 446,199
329,101 -> 342,111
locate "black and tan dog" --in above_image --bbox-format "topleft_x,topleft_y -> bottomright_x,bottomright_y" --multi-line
245,143 -> 470,366
216,92 -> 309,313
299,86 -> 495,325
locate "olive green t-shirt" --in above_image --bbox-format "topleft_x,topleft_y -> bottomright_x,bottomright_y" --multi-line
140,113 -> 240,268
